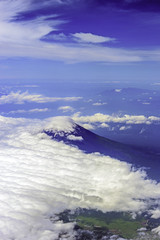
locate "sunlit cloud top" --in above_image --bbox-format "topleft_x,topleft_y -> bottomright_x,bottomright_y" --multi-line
0,115 -> 160,239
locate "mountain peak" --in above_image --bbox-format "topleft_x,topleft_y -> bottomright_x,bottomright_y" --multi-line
44,116 -> 76,133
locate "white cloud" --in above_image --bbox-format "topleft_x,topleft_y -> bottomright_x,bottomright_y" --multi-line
67,134 -> 83,141
115,89 -> 122,92
92,102 -> 107,106
0,115 -> 160,238
0,38 -> 143,63
72,112 -> 160,125
0,91 -> 82,104
44,116 -> 76,133
5,108 -> 49,114
81,123 -> 95,130
99,123 -> 110,128
58,106 -> 74,112
150,209 -> 160,219
51,32 -> 68,41
72,32 -> 115,43
29,108 -> 49,112
153,226 -> 160,236
119,125 -> 132,131
148,116 -> 160,121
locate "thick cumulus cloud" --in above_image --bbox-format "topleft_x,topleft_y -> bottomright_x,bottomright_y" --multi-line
0,115 -> 160,239
0,91 -> 82,104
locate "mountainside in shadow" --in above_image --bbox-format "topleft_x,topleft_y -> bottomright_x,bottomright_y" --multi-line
44,122 -> 160,181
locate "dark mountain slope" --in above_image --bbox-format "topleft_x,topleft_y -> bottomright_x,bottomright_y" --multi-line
44,123 -> 160,181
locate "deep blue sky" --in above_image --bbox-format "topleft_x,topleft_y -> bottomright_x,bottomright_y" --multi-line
0,0 -> 160,83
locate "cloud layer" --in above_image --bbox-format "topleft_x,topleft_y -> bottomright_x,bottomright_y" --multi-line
0,115 -> 160,239
72,112 -> 160,126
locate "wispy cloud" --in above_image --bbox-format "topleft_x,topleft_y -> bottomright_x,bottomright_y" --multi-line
0,0 -> 160,63
58,105 -> 75,112
119,125 -> 132,131
0,91 -> 82,104
72,32 -> 115,43
0,0 -> 57,44
92,102 -> 107,106
4,108 -> 49,115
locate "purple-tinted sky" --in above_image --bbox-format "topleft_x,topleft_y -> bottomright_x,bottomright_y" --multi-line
1,0 -> 160,82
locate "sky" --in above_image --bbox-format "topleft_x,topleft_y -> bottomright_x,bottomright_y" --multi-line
1,2 -> 160,239
0,0 -> 160,82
